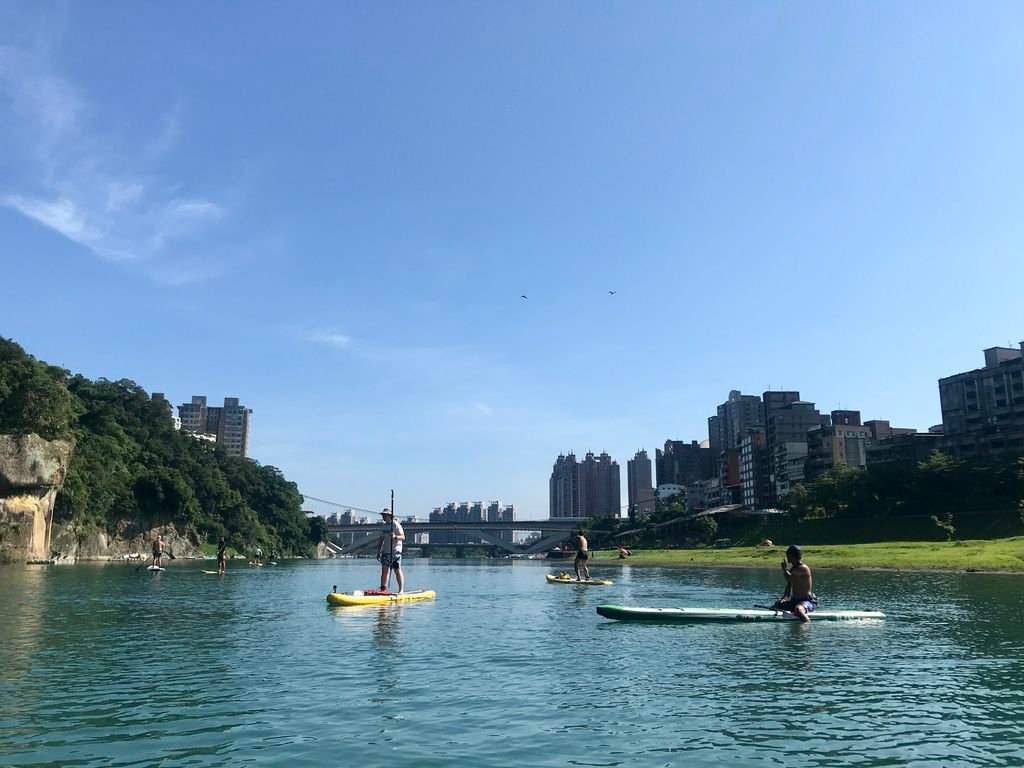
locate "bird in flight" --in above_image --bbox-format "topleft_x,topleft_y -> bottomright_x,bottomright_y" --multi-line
520,295 -> 528,299
608,290 -> 616,295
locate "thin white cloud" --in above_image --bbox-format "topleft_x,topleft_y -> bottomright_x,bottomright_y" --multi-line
309,331 -> 353,349
167,198 -> 223,220
473,401 -> 493,415
2,194 -> 100,247
0,41 -> 228,280
0,45 -> 84,143
144,108 -> 181,162
104,181 -> 143,213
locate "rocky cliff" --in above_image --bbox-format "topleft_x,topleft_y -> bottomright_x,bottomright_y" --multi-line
0,433 -> 206,562
0,434 -> 73,563
50,519 -> 202,561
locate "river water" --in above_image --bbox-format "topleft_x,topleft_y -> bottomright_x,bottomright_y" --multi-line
1,558 -> 1022,767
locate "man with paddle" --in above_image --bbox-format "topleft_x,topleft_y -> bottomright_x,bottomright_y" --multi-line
376,508 -> 405,594
152,534 -> 165,569
772,545 -> 817,622
136,533 -> 175,571
573,529 -> 591,582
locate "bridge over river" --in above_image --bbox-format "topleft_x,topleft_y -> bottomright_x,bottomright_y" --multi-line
306,494 -> 749,556
324,519 -> 585,556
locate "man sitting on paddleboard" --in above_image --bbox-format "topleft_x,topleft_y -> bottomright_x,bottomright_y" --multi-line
376,508 -> 405,594
772,545 -> 817,622
573,530 -> 590,581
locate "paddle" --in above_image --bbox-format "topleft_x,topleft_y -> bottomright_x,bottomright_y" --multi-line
384,489 -> 395,592
135,550 -> 176,572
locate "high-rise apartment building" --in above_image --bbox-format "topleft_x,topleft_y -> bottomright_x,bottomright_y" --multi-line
712,390 -> 765,455
549,453 -> 581,519
579,451 -> 621,519
720,448 -> 742,504
487,500 -> 516,544
429,500 -> 515,544
763,393 -> 824,504
939,344 -> 1024,456
739,432 -> 770,509
627,450 -> 656,518
707,415 -> 722,461
864,420 -> 917,442
177,395 -> 253,457
218,398 -> 251,457
806,417 -> 872,479
178,395 -> 209,433
866,432 -> 943,468
831,410 -> 862,427
549,451 -> 620,519
656,440 -> 714,487
762,391 -> 802,431
772,442 -> 808,499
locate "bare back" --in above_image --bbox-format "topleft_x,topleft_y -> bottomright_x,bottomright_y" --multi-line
789,562 -> 813,599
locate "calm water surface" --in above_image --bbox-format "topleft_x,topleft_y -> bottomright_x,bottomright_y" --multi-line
1,559 -> 1023,767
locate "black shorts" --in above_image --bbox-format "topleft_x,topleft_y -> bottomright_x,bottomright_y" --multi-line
576,551 -> 589,561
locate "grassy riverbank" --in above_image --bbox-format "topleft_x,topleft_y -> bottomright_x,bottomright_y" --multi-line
590,536 -> 1024,572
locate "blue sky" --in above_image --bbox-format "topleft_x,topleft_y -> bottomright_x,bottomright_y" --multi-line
2,2 -> 1023,519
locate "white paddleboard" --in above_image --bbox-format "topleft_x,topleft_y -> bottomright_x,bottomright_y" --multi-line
597,605 -> 886,623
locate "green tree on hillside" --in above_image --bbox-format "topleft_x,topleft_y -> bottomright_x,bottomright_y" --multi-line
46,371 -> 319,556
308,515 -> 329,545
0,338 -> 81,440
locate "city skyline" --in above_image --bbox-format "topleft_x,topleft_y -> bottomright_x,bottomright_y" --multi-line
3,4 -> 1024,518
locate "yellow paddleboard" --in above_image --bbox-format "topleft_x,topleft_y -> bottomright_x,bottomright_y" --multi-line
546,574 -> 613,586
326,589 -> 436,606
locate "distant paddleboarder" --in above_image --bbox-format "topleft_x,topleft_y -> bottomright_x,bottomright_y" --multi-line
217,536 -> 227,574
772,545 -> 817,622
376,508 -> 405,594
152,534 -> 165,569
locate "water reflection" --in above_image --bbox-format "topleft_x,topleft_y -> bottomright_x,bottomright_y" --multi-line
0,566 -> 46,682
373,604 -> 404,650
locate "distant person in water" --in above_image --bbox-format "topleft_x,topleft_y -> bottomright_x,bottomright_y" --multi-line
254,545 -> 263,565
376,509 -> 405,593
573,530 -> 590,581
772,545 -> 817,622
269,547 -> 277,563
152,534 -> 165,568
217,536 -> 227,574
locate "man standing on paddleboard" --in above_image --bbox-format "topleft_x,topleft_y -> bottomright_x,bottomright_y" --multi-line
217,536 -> 227,574
573,529 -> 591,581
152,534 -> 165,569
376,509 -> 405,593
772,545 -> 817,622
